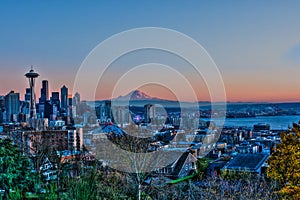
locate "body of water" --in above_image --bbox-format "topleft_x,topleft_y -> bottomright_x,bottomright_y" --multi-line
202,115 -> 300,130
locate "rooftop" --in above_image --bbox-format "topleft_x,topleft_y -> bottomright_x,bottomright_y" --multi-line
224,153 -> 269,172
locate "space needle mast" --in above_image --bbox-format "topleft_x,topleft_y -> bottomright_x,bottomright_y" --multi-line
25,66 -> 39,119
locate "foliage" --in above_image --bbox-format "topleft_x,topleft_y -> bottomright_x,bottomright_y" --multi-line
145,175 -> 279,200
221,169 -> 252,180
58,169 -> 280,200
0,138 -> 38,198
267,122 -> 300,198
0,138 -> 279,200
7,188 -> 22,200
61,168 -> 135,200
44,183 -> 58,200
196,157 -> 210,179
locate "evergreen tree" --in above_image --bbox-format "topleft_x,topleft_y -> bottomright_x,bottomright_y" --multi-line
267,122 -> 300,198
0,138 -> 37,198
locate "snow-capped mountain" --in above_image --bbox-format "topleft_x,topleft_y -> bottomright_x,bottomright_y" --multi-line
98,89 -> 199,107
116,90 -> 157,101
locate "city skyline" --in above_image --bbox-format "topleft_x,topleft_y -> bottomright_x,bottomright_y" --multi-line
1,1 -> 300,102
1,2 -> 300,199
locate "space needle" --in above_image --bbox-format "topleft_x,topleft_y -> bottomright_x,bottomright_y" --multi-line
25,66 -> 39,119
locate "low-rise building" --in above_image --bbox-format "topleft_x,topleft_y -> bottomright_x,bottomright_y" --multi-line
222,153 -> 269,174
155,151 -> 197,179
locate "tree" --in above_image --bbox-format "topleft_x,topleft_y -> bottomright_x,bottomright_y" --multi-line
267,122 -> 300,198
99,124 -> 172,200
196,157 -> 210,179
0,138 -> 37,198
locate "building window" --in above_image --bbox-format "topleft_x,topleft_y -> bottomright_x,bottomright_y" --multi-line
185,165 -> 189,171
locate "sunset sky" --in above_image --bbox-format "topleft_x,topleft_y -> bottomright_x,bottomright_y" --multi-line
0,1 -> 300,102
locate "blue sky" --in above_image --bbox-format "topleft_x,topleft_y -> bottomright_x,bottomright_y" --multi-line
0,1 -> 300,102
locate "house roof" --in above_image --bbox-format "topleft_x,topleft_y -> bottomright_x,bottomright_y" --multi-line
223,153 -> 269,172
172,152 -> 197,176
172,152 -> 189,176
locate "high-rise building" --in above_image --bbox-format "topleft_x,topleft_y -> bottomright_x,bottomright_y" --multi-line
72,92 -> 80,118
38,80 -> 49,119
39,80 -> 49,103
51,92 -> 60,106
22,88 -> 31,117
24,88 -> 31,102
61,85 -> 68,112
43,101 -> 53,119
66,126 -> 83,151
51,92 -> 60,119
0,96 -> 4,110
113,106 -> 131,125
5,91 -> 20,122
144,104 -> 154,123
0,96 -> 4,123
97,100 -> 112,122
68,95 -> 72,106
72,92 -> 80,105
0,109 -> 2,123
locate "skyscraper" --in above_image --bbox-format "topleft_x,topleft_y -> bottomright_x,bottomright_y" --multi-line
97,100 -> 112,122
25,88 -> 31,102
68,95 -> 72,106
39,80 -> 49,103
0,96 -> 4,110
0,96 -> 4,123
61,85 -> 68,112
51,92 -> 60,119
22,88 -> 31,116
73,92 -> 80,105
144,104 -> 154,123
51,92 -> 60,106
4,91 -> 20,122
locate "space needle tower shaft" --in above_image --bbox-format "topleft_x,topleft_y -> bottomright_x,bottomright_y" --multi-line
25,67 -> 39,119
